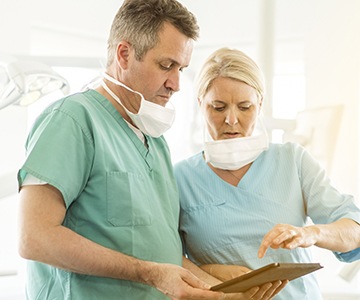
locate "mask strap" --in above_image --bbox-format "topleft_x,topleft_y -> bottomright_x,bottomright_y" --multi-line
100,80 -> 134,115
103,72 -> 144,99
102,72 -> 175,119
252,117 -> 269,139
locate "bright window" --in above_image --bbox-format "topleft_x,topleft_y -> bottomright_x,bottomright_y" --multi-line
272,62 -> 306,120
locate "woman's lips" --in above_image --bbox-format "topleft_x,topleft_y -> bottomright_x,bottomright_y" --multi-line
223,132 -> 242,138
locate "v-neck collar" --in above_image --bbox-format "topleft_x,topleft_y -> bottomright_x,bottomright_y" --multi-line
200,149 -> 269,189
87,90 -> 153,169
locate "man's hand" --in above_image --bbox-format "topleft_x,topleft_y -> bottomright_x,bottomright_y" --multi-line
144,262 -> 225,299
146,262 -> 287,300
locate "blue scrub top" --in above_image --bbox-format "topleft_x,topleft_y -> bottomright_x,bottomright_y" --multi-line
18,90 -> 182,300
174,142 -> 360,300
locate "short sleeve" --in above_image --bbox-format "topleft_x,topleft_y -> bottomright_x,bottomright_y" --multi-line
18,102 -> 94,207
298,145 -> 360,225
295,145 -> 360,262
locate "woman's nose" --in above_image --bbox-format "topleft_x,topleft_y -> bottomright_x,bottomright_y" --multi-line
225,110 -> 239,126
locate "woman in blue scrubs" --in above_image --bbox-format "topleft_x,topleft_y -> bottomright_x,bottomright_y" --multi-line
175,47 -> 360,299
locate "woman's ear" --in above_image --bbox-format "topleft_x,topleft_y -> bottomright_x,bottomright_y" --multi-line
116,41 -> 132,70
258,96 -> 263,115
197,97 -> 202,107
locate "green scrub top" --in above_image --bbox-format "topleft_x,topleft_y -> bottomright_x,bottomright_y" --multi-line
18,90 -> 182,300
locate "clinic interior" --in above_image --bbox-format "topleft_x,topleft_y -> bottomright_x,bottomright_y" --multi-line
0,0 -> 359,299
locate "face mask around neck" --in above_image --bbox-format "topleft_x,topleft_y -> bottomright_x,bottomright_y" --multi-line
204,119 -> 269,170
101,73 -> 175,138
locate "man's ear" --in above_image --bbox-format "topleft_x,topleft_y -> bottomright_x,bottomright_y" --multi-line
116,41 -> 132,70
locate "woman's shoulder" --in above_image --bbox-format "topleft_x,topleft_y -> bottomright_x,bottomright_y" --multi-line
267,141 -> 306,156
259,142 -> 309,168
174,152 -> 203,174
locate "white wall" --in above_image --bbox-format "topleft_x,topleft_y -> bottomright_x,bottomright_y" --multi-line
304,0 -> 360,198
0,0 -> 30,197
302,3 -> 360,296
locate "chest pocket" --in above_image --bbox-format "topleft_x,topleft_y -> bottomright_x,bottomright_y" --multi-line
106,171 -> 152,227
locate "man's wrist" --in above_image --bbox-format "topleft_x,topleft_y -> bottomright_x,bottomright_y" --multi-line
134,260 -> 159,286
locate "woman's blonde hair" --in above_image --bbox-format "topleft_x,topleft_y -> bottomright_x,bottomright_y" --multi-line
196,47 -> 265,102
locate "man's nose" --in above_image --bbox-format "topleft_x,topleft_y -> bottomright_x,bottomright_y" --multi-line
165,69 -> 181,92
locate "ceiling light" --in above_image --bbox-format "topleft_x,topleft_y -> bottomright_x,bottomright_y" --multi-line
0,60 -> 70,110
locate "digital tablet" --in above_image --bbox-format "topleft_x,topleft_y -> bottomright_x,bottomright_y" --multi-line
211,262 -> 323,293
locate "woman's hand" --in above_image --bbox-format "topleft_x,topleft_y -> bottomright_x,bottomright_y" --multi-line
258,219 -> 360,258
224,280 -> 288,300
257,223 -> 318,258
200,264 -> 251,282
199,264 -> 288,299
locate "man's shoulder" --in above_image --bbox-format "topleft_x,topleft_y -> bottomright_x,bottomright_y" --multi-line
47,90 -> 98,113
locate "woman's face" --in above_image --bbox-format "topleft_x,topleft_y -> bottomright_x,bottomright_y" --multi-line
200,76 -> 262,141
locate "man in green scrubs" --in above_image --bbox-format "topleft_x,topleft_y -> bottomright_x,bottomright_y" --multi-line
17,1 -> 224,299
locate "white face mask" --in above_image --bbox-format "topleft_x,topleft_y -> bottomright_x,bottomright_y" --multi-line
204,119 -> 269,170
101,73 -> 175,138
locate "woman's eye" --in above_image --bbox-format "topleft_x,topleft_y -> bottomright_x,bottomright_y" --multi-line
213,106 -> 225,112
239,104 -> 252,111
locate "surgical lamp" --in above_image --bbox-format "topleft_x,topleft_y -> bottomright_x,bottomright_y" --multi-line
0,60 -> 70,110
